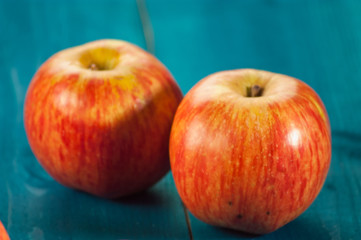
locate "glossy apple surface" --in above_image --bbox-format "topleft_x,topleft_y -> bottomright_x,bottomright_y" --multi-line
0,221 -> 10,240
24,39 -> 182,198
170,69 -> 331,234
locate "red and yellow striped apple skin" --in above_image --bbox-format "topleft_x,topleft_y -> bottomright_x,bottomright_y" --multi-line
0,221 -> 10,240
170,69 -> 331,234
24,40 -> 183,198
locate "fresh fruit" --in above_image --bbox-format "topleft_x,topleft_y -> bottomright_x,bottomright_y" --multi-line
0,221 -> 10,240
170,69 -> 331,234
24,39 -> 182,198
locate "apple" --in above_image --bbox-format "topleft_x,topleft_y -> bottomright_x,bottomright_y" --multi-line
24,39 -> 182,198
169,69 -> 331,234
0,221 -> 10,240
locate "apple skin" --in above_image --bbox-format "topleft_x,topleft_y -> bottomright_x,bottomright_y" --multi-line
169,69 -> 331,234
24,39 -> 182,198
0,221 -> 10,240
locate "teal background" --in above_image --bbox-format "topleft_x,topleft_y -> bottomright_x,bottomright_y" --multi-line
1,0 -> 361,239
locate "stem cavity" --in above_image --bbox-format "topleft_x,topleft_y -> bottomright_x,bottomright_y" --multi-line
246,85 -> 263,97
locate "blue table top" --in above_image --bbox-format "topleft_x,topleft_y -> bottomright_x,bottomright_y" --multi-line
1,0 -> 361,239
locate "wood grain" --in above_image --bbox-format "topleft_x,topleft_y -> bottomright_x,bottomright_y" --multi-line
0,0 -> 361,239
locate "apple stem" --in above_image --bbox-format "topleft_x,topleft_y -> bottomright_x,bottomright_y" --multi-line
89,63 -> 98,71
246,85 -> 263,97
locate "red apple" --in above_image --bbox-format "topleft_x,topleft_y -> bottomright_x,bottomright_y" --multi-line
0,221 -> 10,240
170,69 -> 331,234
24,39 -> 182,198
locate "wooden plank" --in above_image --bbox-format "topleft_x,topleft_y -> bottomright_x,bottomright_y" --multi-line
1,0 -> 361,238
0,0 -> 190,239
148,0 -> 361,239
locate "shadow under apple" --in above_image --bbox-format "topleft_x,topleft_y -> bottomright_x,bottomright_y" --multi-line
187,210 -> 332,240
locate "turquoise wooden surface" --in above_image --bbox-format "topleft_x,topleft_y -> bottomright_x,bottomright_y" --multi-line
1,0 -> 361,239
